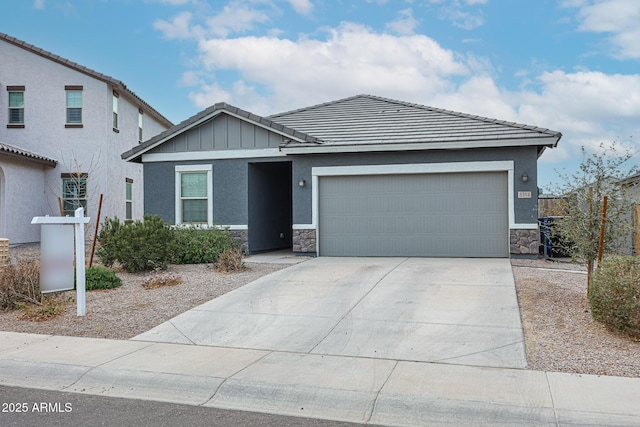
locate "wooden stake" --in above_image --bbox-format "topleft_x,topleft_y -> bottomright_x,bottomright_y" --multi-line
89,194 -> 104,268
58,197 -> 64,216
587,188 -> 594,295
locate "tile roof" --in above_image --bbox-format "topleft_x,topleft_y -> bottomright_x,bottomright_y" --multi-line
269,94 -> 562,148
0,32 -> 173,129
123,94 -> 562,162
0,142 -> 57,167
122,102 -> 321,162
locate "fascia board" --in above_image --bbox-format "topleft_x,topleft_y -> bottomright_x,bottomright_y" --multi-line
281,136 -> 560,155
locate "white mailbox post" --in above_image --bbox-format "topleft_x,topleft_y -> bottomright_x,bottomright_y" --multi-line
31,208 -> 91,316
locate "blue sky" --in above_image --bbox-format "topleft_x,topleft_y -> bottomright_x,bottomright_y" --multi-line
2,0 -> 639,190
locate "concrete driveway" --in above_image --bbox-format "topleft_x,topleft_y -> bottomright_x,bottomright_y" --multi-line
134,257 -> 526,369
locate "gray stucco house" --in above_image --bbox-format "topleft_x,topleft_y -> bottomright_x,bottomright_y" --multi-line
122,95 -> 562,258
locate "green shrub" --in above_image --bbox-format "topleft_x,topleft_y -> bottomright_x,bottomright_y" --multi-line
170,226 -> 238,264
589,256 -> 640,339
0,260 -> 42,310
84,266 -> 122,290
97,215 -> 174,272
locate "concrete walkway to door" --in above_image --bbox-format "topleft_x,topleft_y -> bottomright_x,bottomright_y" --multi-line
134,257 -> 527,369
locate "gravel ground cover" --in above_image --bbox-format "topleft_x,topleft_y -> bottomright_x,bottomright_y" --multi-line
1,245 -> 639,377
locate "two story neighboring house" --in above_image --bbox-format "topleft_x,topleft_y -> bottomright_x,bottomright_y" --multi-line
0,32 -> 172,245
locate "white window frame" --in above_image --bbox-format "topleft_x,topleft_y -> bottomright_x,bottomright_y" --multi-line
112,92 -> 119,130
125,178 -> 133,221
175,165 -> 213,226
138,110 -> 143,143
62,174 -> 88,217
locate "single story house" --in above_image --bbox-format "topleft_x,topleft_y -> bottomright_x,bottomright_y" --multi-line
122,95 -> 562,258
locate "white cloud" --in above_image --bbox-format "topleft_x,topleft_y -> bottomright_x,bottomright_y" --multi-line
205,2 -> 270,38
154,11 -> 199,39
154,1 -> 271,40
288,0 -> 313,16
32,0 -> 45,10
569,0 -> 640,59
386,8 -> 419,35
435,0 -> 486,30
515,70 -> 640,162
190,22 -> 468,113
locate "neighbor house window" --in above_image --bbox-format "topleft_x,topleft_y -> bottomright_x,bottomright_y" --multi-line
7,86 -> 25,127
62,173 -> 88,216
175,165 -> 212,225
65,86 -> 83,126
138,109 -> 143,143
125,178 -> 133,220
112,91 -> 118,130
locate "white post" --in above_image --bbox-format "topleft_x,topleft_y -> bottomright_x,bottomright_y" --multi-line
74,207 -> 86,316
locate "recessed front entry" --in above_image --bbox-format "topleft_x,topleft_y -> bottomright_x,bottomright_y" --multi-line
317,171 -> 509,257
248,161 -> 292,253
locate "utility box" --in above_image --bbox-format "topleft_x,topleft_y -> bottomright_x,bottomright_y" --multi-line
0,238 -> 8,267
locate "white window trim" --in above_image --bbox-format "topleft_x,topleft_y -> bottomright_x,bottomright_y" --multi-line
295,161 -> 535,254
125,180 -> 133,221
175,165 -> 213,226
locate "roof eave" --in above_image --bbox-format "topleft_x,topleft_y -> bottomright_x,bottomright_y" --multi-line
281,135 -> 562,155
0,149 -> 57,168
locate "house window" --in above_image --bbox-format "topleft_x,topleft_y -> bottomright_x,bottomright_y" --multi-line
7,86 -> 25,126
175,165 -> 213,225
66,89 -> 83,125
138,109 -> 143,143
62,173 -> 88,216
112,92 -> 119,130
125,178 -> 133,221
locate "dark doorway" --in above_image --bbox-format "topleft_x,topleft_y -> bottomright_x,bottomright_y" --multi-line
248,161 -> 292,253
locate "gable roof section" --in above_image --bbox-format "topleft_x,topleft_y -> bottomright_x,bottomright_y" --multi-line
0,32 -> 173,129
0,142 -> 57,167
122,102 -> 322,162
269,94 -> 562,156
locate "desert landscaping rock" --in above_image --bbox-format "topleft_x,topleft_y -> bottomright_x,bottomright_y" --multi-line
2,245 -> 639,378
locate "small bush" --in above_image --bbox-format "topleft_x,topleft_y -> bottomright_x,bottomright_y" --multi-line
142,272 -> 182,289
18,294 -> 71,321
0,260 -> 42,310
590,256 -> 640,339
84,266 -> 122,291
171,226 -> 239,264
216,247 -> 245,272
97,215 -> 174,272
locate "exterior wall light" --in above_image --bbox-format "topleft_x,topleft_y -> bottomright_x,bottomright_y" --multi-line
521,173 -> 529,183
299,178 -> 306,187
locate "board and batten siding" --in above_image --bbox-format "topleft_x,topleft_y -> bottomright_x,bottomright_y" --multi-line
151,114 -> 284,154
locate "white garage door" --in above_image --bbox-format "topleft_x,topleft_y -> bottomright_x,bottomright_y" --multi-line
318,172 -> 509,257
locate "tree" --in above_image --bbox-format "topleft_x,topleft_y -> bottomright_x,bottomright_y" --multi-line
551,143 -> 638,293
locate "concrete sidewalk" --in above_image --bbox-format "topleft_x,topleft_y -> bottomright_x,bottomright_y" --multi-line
1,331 -> 640,425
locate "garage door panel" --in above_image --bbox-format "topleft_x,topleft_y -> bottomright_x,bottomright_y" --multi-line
318,172 -> 508,257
